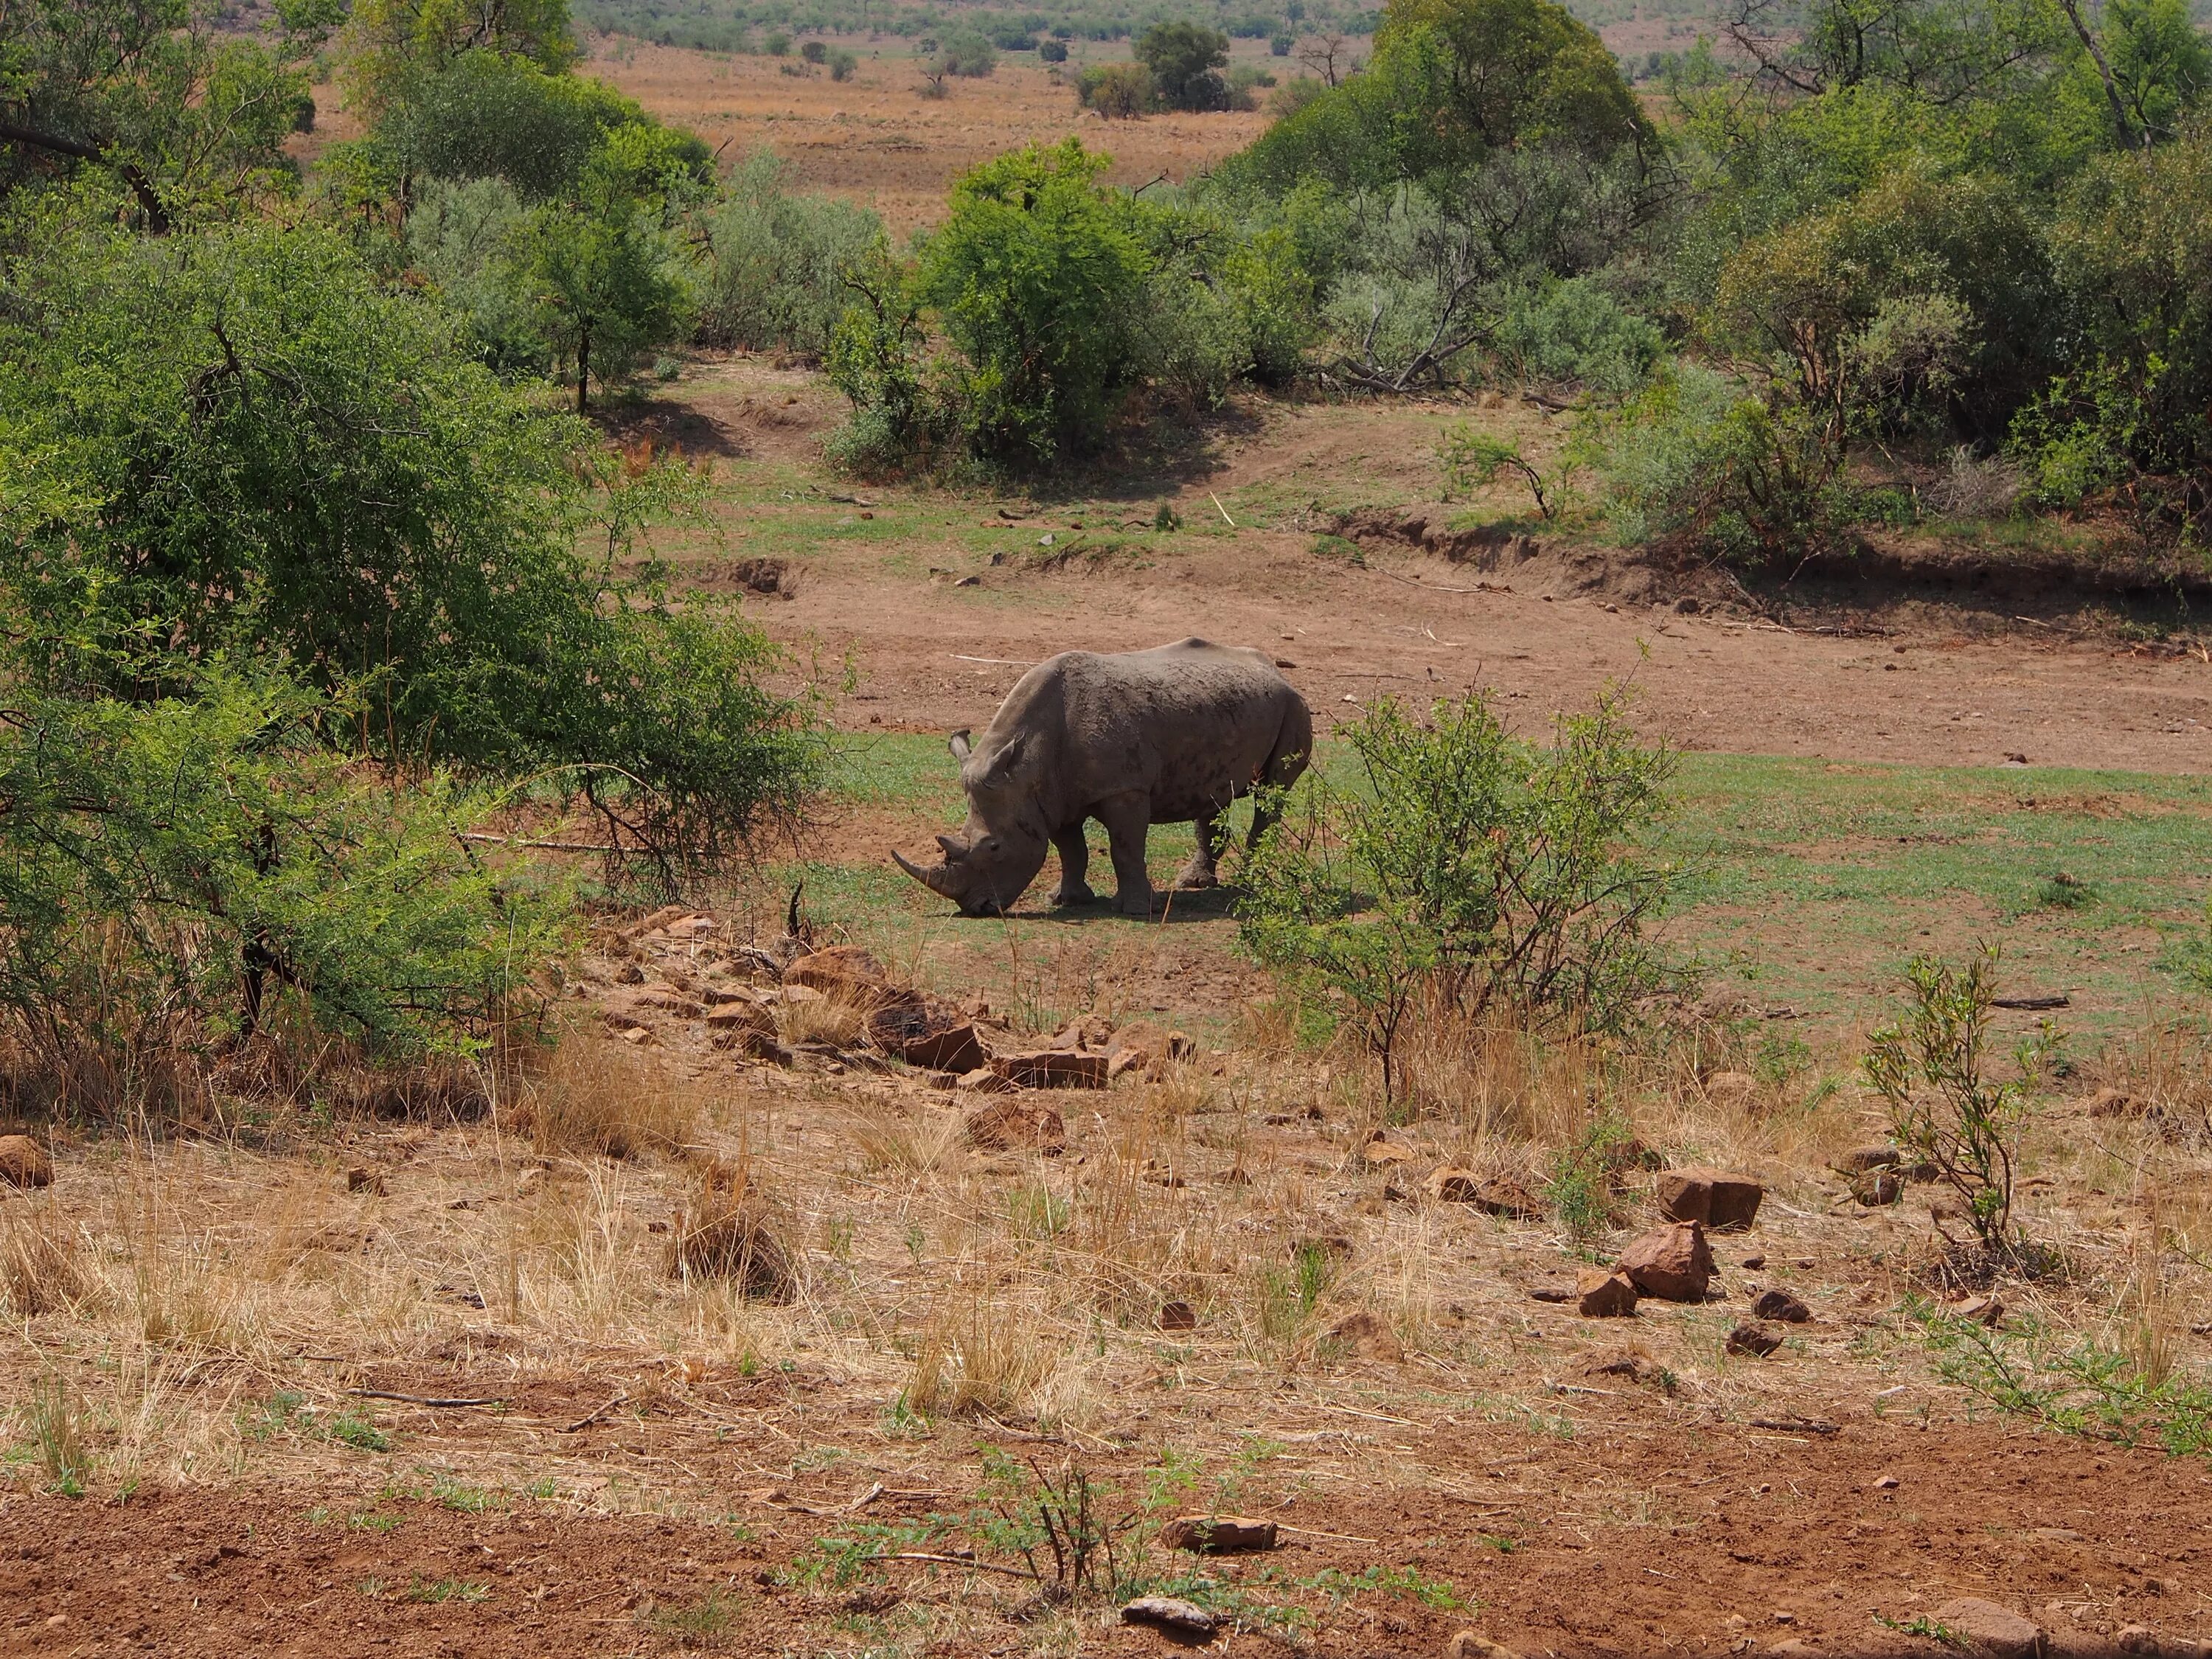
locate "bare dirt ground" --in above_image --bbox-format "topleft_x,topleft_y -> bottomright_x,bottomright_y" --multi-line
640,359 -> 2212,776
583,39 -> 1277,233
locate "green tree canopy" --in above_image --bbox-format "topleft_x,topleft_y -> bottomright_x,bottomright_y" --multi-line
1135,22 -> 1231,111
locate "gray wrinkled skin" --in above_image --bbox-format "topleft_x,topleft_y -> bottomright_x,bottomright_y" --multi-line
893,638 -> 1313,917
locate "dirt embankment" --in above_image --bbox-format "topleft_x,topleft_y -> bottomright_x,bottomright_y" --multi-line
1326,504 -> 2212,633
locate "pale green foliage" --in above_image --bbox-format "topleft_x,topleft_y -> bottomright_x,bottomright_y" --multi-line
1863,948 -> 2044,1250
1238,689 -> 1680,1097
696,152 -> 885,358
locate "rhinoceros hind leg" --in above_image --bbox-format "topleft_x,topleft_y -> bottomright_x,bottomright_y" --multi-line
1050,824 -> 1098,906
1172,813 -> 1225,891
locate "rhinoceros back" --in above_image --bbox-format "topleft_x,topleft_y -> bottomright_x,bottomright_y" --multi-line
987,638 -> 1310,827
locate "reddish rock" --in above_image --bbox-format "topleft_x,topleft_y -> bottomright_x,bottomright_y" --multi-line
1751,1287 -> 1812,1323
1932,1599 -> 2046,1659
1324,1309 -> 1403,1363
1158,1299 -> 1197,1331
867,1001 -> 988,1074
992,1050 -> 1108,1089
956,1066 -> 1019,1095
1726,1321 -> 1784,1357
1575,1267 -> 1639,1318
345,1165 -> 386,1196
1359,1132 -> 1416,1167
1617,1221 -> 1717,1302
1655,1166 -> 1764,1232
1853,1169 -> 1905,1206
1832,1145 -> 1904,1175
1158,1514 -> 1278,1554
783,946 -> 915,1009
1121,1598 -> 1215,1640
962,1099 -> 1066,1152
0,1135 -> 53,1189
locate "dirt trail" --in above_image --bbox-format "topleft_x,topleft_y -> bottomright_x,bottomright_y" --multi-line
773,532 -> 2212,773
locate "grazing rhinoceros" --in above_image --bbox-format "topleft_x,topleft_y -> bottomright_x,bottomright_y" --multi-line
892,638 -> 1312,917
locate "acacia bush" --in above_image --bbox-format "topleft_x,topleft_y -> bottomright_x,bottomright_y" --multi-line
1237,689 -> 1682,1099
695,151 -> 885,358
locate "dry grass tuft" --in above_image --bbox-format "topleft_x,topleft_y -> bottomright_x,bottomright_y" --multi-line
514,1040 -> 700,1158
773,988 -> 870,1049
670,1155 -> 797,1301
0,1203 -> 88,1317
840,1094 -> 963,1175
907,1290 -> 1057,1420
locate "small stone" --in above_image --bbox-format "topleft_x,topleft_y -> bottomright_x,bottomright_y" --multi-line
1158,1299 -> 1197,1331
1359,1131 -> 1416,1166
0,1135 -> 53,1189
1931,1598 -> 2047,1659
1955,1293 -> 2006,1326
992,1050 -> 1108,1089
1727,1321 -> 1784,1357
1324,1309 -> 1404,1363
1655,1167 -> 1764,1232
956,1065 -> 1018,1095
1742,1254 -> 1767,1270
961,1099 -> 1067,1153
1122,1596 -> 1216,1639
1528,1286 -> 1575,1304
1751,1287 -> 1812,1323
1871,1474 -> 1900,1489
1617,1221 -> 1717,1301
516,1166 -> 546,1197
1446,1633 -> 1523,1659
1158,1514 -> 1278,1554
1852,1169 -> 1905,1206
1427,1166 -> 1545,1217
1576,1267 -> 1639,1318
345,1165 -> 386,1197
1832,1146 -> 1904,1176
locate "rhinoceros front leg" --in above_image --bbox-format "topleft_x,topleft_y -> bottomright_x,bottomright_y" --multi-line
1050,824 -> 1097,907
1094,794 -> 1155,917
1173,813 -> 1225,891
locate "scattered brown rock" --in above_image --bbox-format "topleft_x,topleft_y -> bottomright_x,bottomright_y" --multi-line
961,1098 -> 1067,1153
992,1050 -> 1109,1089
1727,1321 -> 1785,1357
625,986 -> 705,1018
344,1165 -> 386,1197
1954,1293 -> 2006,1326
1852,1169 -> 1905,1206
1158,1514 -> 1278,1554
1294,1234 -> 1354,1261
1751,1287 -> 1812,1323
1158,1299 -> 1197,1331
1832,1146 -> 1903,1176
1655,1167 -> 1765,1232
1121,1596 -> 1217,1641
706,1001 -> 774,1038
1359,1131 -> 1416,1167
1528,1286 -> 1575,1304
956,1065 -> 1019,1095
1576,1267 -> 1640,1318
1427,1166 -> 1546,1218
1446,1633 -> 1524,1659
1932,1598 -> 2047,1659
1324,1309 -> 1404,1363
2085,1086 -> 2141,1119
0,1135 -> 53,1189
1584,1349 -> 1673,1389
782,946 -> 914,1009
867,1001 -> 988,1074
1617,1221 -> 1717,1301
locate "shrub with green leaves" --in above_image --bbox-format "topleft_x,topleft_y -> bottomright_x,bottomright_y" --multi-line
696,151 -> 886,358
1863,948 -> 2045,1253
1237,688 -> 1680,1098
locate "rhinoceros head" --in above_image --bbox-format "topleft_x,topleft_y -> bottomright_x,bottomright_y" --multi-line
891,728 -> 1051,916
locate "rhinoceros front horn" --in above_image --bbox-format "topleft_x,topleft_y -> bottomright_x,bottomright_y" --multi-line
892,849 -> 950,895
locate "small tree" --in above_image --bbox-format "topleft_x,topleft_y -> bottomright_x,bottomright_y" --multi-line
1863,948 -> 2047,1255
1077,61 -> 1155,116
1239,688 -> 1679,1100
1135,21 -> 1231,110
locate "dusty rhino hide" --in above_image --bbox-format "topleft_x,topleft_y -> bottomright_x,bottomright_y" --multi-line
893,638 -> 1313,917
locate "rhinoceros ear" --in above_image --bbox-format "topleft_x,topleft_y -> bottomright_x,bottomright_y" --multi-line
947,729 -> 973,762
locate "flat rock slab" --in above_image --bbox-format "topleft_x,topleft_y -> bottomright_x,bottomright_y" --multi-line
1158,1514 -> 1278,1554
1655,1166 -> 1764,1232
992,1050 -> 1107,1088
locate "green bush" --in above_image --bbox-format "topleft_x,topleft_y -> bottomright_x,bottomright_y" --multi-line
0,212 -> 824,868
1136,21 -> 1231,111
0,664 -> 574,1085
697,151 -> 885,358
1237,689 -> 1680,1099
1077,61 -> 1155,116
1487,276 -> 1663,394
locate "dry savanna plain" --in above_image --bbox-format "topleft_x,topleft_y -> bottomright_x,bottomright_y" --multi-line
7,37 -> 2212,1659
